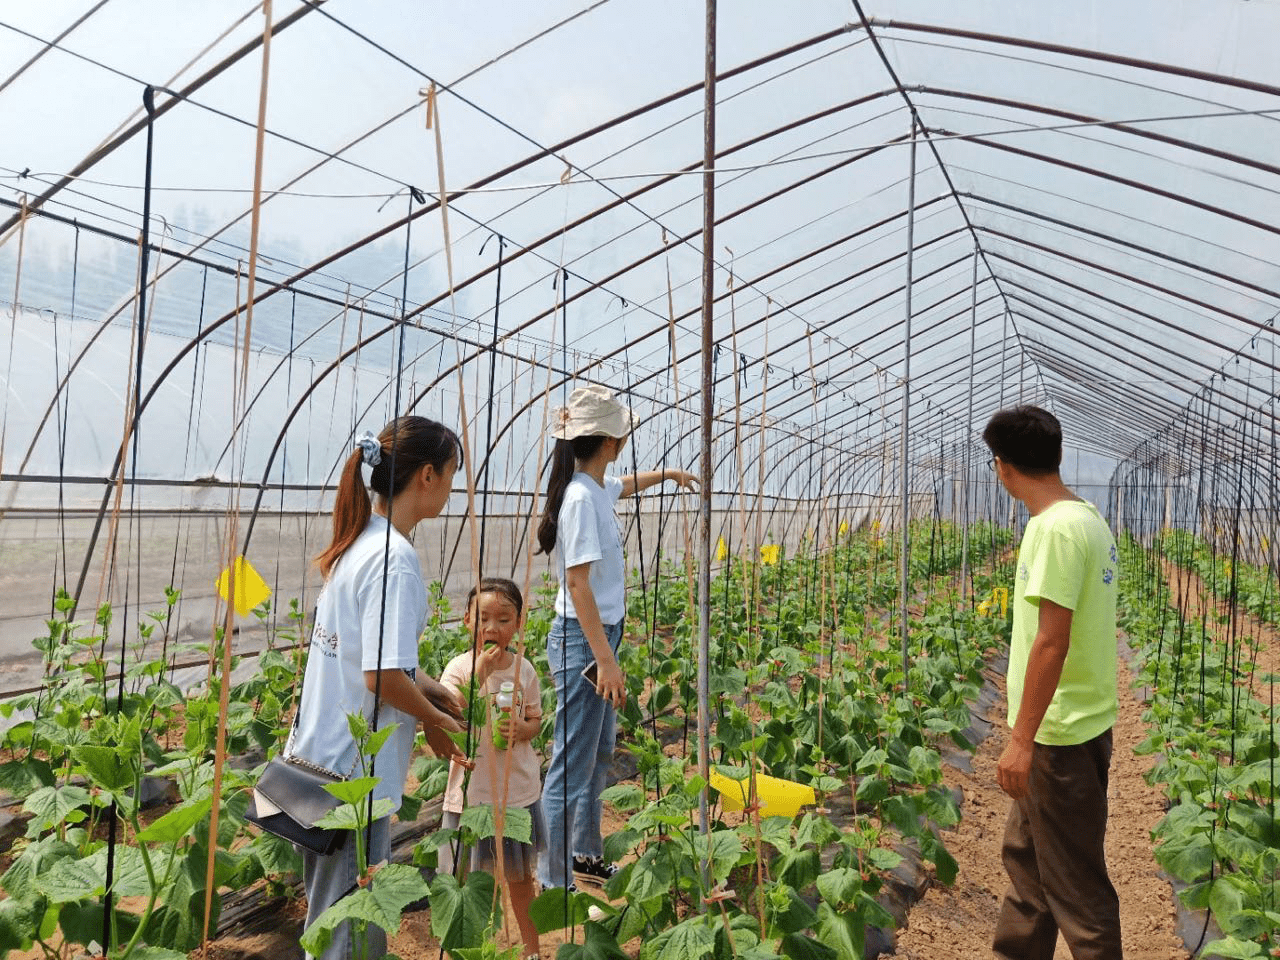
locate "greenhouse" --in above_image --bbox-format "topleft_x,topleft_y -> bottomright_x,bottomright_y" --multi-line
0,1 -> 1277,958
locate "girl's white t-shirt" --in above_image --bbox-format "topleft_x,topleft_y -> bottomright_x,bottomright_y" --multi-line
439,653 -> 542,814
554,473 -> 625,624
290,515 -> 424,808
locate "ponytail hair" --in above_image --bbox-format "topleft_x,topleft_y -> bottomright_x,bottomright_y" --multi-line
535,435 -> 607,555
317,416 -> 462,577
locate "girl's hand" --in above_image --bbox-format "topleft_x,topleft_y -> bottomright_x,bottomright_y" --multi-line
594,657 -> 626,709
672,470 -> 699,492
473,643 -> 506,683
498,713 -> 540,744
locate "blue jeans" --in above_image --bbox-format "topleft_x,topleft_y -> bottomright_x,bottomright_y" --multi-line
538,616 -> 623,889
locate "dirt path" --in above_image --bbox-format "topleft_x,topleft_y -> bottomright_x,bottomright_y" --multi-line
893,646 -> 1187,960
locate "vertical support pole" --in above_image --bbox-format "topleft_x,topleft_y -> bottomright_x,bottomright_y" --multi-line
899,120 -> 917,685
960,244 -> 978,601
998,310 -> 1009,410
696,0 -> 716,867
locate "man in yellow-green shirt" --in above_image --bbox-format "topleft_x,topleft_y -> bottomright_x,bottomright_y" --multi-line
984,405 -> 1122,960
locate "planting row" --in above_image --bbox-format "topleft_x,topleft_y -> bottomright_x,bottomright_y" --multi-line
0,519 -> 1012,959
1119,535 -> 1280,958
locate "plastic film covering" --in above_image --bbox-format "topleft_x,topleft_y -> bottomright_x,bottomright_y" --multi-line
1,0 -> 1278,675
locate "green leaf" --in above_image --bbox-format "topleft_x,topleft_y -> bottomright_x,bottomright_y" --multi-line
429,869 -> 500,954
2,834 -> 77,899
301,863 -> 432,956
313,796 -> 398,830
140,845 -> 219,951
1208,875 -> 1265,940
920,831 -> 958,886
603,827 -> 641,864
795,814 -> 839,850
766,884 -> 818,936
529,887 -> 615,935
601,783 -> 646,812
1198,937 -> 1264,958
0,757 -> 53,795
772,846 -> 820,891
365,722 -> 400,760
658,916 -> 718,960
23,784 -> 91,836
57,901 -> 142,950
815,868 -> 862,909
1155,831 -> 1214,884
323,776 -> 381,806
397,793 -> 424,822
625,846 -> 675,903
814,902 -> 864,960
73,743 -> 136,794
779,933 -> 837,960
459,804 -> 533,844
694,830 -> 744,888
557,921 -> 629,960
0,897 -> 39,953
126,947 -> 190,960
89,844 -> 154,898
34,857 -> 103,903
135,794 -> 213,845
250,830 -> 304,878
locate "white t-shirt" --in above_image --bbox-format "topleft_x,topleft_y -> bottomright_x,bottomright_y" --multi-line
554,473 -> 625,624
439,653 -> 542,814
290,515 -> 425,808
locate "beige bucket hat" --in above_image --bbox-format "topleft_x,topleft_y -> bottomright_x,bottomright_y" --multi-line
552,385 -> 633,440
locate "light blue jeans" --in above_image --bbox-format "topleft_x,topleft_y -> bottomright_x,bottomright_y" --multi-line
538,616 -> 623,889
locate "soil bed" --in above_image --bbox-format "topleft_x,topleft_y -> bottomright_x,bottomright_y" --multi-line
893,641 -> 1187,960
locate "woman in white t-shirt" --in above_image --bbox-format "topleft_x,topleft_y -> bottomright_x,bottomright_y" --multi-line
534,385 -> 696,891
292,416 -> 470,960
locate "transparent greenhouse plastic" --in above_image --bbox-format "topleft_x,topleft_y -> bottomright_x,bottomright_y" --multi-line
1,0 -> 1278,683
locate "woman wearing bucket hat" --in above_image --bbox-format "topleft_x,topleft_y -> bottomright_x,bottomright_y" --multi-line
534,385 -> 697,891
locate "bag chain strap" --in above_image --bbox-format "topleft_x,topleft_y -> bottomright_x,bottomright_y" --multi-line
282,604 -> 361,781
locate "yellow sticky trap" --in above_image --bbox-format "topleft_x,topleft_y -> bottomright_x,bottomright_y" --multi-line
1263,537 -> 1271,553
979,587 -> 1009,618
760,544 -> 780,567
839,520 -> 849,536
216,556 -> 271,617
716,536 -> 727,562
709,769 -> 815,819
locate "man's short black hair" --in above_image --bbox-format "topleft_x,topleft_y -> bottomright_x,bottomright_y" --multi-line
983,405 -> 1062,475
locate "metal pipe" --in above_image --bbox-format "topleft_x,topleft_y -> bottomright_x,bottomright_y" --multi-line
899,120 -> 918,684
960,245 -> 978,600
696,0 -> 717,868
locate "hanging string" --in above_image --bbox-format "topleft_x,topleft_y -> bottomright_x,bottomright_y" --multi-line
0,194 -> 28,512
454,231 -> 510,898
204,0 -> 275,937
364,185 -> 420,882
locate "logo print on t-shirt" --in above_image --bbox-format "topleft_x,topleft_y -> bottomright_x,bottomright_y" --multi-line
311,623 -> 339,656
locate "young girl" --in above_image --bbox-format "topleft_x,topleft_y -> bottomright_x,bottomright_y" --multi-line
439,578 -> 545,958
290,417 -> 470,960
535,385 -> 697,891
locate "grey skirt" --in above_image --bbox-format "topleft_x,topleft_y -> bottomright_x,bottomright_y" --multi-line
439,799 -> 547,882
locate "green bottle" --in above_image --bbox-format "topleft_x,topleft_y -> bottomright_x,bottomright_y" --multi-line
492,681 -> 515,750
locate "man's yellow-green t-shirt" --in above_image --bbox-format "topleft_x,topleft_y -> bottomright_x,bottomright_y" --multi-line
1007,499 -> 1118,746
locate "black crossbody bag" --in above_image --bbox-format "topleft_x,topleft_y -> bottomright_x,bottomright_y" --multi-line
246,665 -> 357,856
